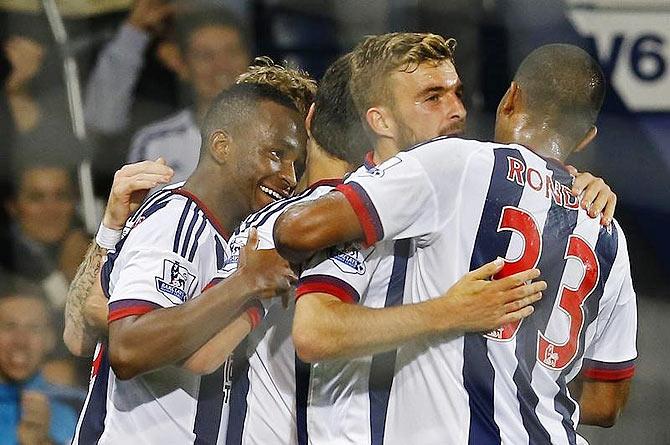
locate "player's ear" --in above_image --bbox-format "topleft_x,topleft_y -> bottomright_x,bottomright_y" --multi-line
365,106 -> 394,140
305,103 -> 315,139
208,130 -> 232,163
575,125 -> 597,153
499,81 -> 520,117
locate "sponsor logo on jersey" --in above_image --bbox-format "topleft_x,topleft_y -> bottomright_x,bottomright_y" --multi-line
330,248 -> 366,275
155,259 -> 196,302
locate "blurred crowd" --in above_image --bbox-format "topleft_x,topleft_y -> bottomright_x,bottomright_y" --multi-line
0,1 -> 667,443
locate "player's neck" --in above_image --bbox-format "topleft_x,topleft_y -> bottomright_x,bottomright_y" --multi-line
373,138 -> 403,164
296,146 -> 353,193
183,166 -> 242,234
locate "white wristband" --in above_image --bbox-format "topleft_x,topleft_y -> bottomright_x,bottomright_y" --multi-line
95,223 -> 122,250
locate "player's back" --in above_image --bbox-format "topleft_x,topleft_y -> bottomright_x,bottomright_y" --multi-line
341,137 -> 637,444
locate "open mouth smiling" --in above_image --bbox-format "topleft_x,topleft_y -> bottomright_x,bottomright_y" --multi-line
259,184 -> 289,201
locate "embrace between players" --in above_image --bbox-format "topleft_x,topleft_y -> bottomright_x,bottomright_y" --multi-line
64,32 -> 635,445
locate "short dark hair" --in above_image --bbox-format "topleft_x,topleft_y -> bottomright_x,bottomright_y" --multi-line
174,3 -> 250,54
199,82 -> 300,155
514,44 -> 606,145
311,53 -> 369,166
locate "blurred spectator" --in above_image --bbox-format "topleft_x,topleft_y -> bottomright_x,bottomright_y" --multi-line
0,164 -> 89,311
86,1 -> 251,183
0,292 -> 82,445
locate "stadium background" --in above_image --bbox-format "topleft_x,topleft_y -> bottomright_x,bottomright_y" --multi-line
0,0 -> 666,443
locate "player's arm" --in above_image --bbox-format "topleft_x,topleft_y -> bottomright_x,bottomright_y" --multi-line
181,311 -> 256,375
63,160 -> 173,357
569,377 -> 632,427
293,259 -> 546,362
109,229 -> 295,380
274,191 -> 363,264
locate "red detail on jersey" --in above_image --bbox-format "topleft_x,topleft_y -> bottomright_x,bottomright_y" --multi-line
173,188 -> 231,240
296,281 -> 356,304
108,305 -> 158,323
246,306 -> 263,329
485,206 -> 542,340
336,184 -> 379,247
582,366 -> 635,381
561,184 -> 580,210
527,167 -> 543,191
545,179 -> 563,206
538,235 -> 599,370
91,343 -> 106,378
506,156 -> 525,186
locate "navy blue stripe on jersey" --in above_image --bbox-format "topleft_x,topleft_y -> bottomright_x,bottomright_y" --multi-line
555,222 -> 619,443
141,199 -> 170,219
180,206 -> 201,258
100,235 -> 129,300
173,200 -> 193,254
128,187 -> 173,225
464,147 -> 525,445
240,183 -> 334,232
193,367 -> 226,445
295,355 -> 311,445
188,217 -> 209,262
215,236 -> 227,270
76,345 -> 109,444
226,341 -> 251,445
512,160 -> 578,445
369,239 -> 411,445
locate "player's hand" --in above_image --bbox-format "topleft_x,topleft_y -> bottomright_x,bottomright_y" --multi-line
127,0 -> 175,35
103,158 -> 174,230
237,228 -> 297,303
567,165 -> 616,226
436,258 -> 546,334
17,390 -> 51,445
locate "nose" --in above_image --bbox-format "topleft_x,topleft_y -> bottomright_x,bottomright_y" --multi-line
446,93 -> 467,125
280,161 -> 297,191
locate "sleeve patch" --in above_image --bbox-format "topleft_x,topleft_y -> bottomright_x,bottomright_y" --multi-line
296,275 -> 361,304
154,259 -> 197,303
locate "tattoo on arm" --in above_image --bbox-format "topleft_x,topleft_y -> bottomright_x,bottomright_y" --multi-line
64,241 -> 105,351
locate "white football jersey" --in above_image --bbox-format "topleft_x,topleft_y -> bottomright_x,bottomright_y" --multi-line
222,179 -> 344,445
295,162 -> 417,445
334,137 -> 637,445
73,183 -> 234,445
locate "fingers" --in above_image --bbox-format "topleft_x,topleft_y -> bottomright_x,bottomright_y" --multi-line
565,164 -> 579,176
503,291 -> 543,312
600,192 -> 616,226
580,178 -> 607,217
588,183 -> 612,219
117,160 -> 174,180
245,228 -> 259,251
499,305 -> 535,325
571,171 -> 593,196
468,257 -> 505,280
115,173 -> 172,194
493,268 -> 541,290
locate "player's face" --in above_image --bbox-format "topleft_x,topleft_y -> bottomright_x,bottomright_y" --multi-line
10,167 -> 76,244
185,25 -> 250,105
386,60 -> 466,150
232,101 -> 306,212
0,297 -> 52,382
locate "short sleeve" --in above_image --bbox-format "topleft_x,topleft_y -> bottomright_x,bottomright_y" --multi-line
106,201 -> 202,322
108,249 -> 200,322
337,154 -> 439,246
582,223 -> 637,381
297,245 -> 379,305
